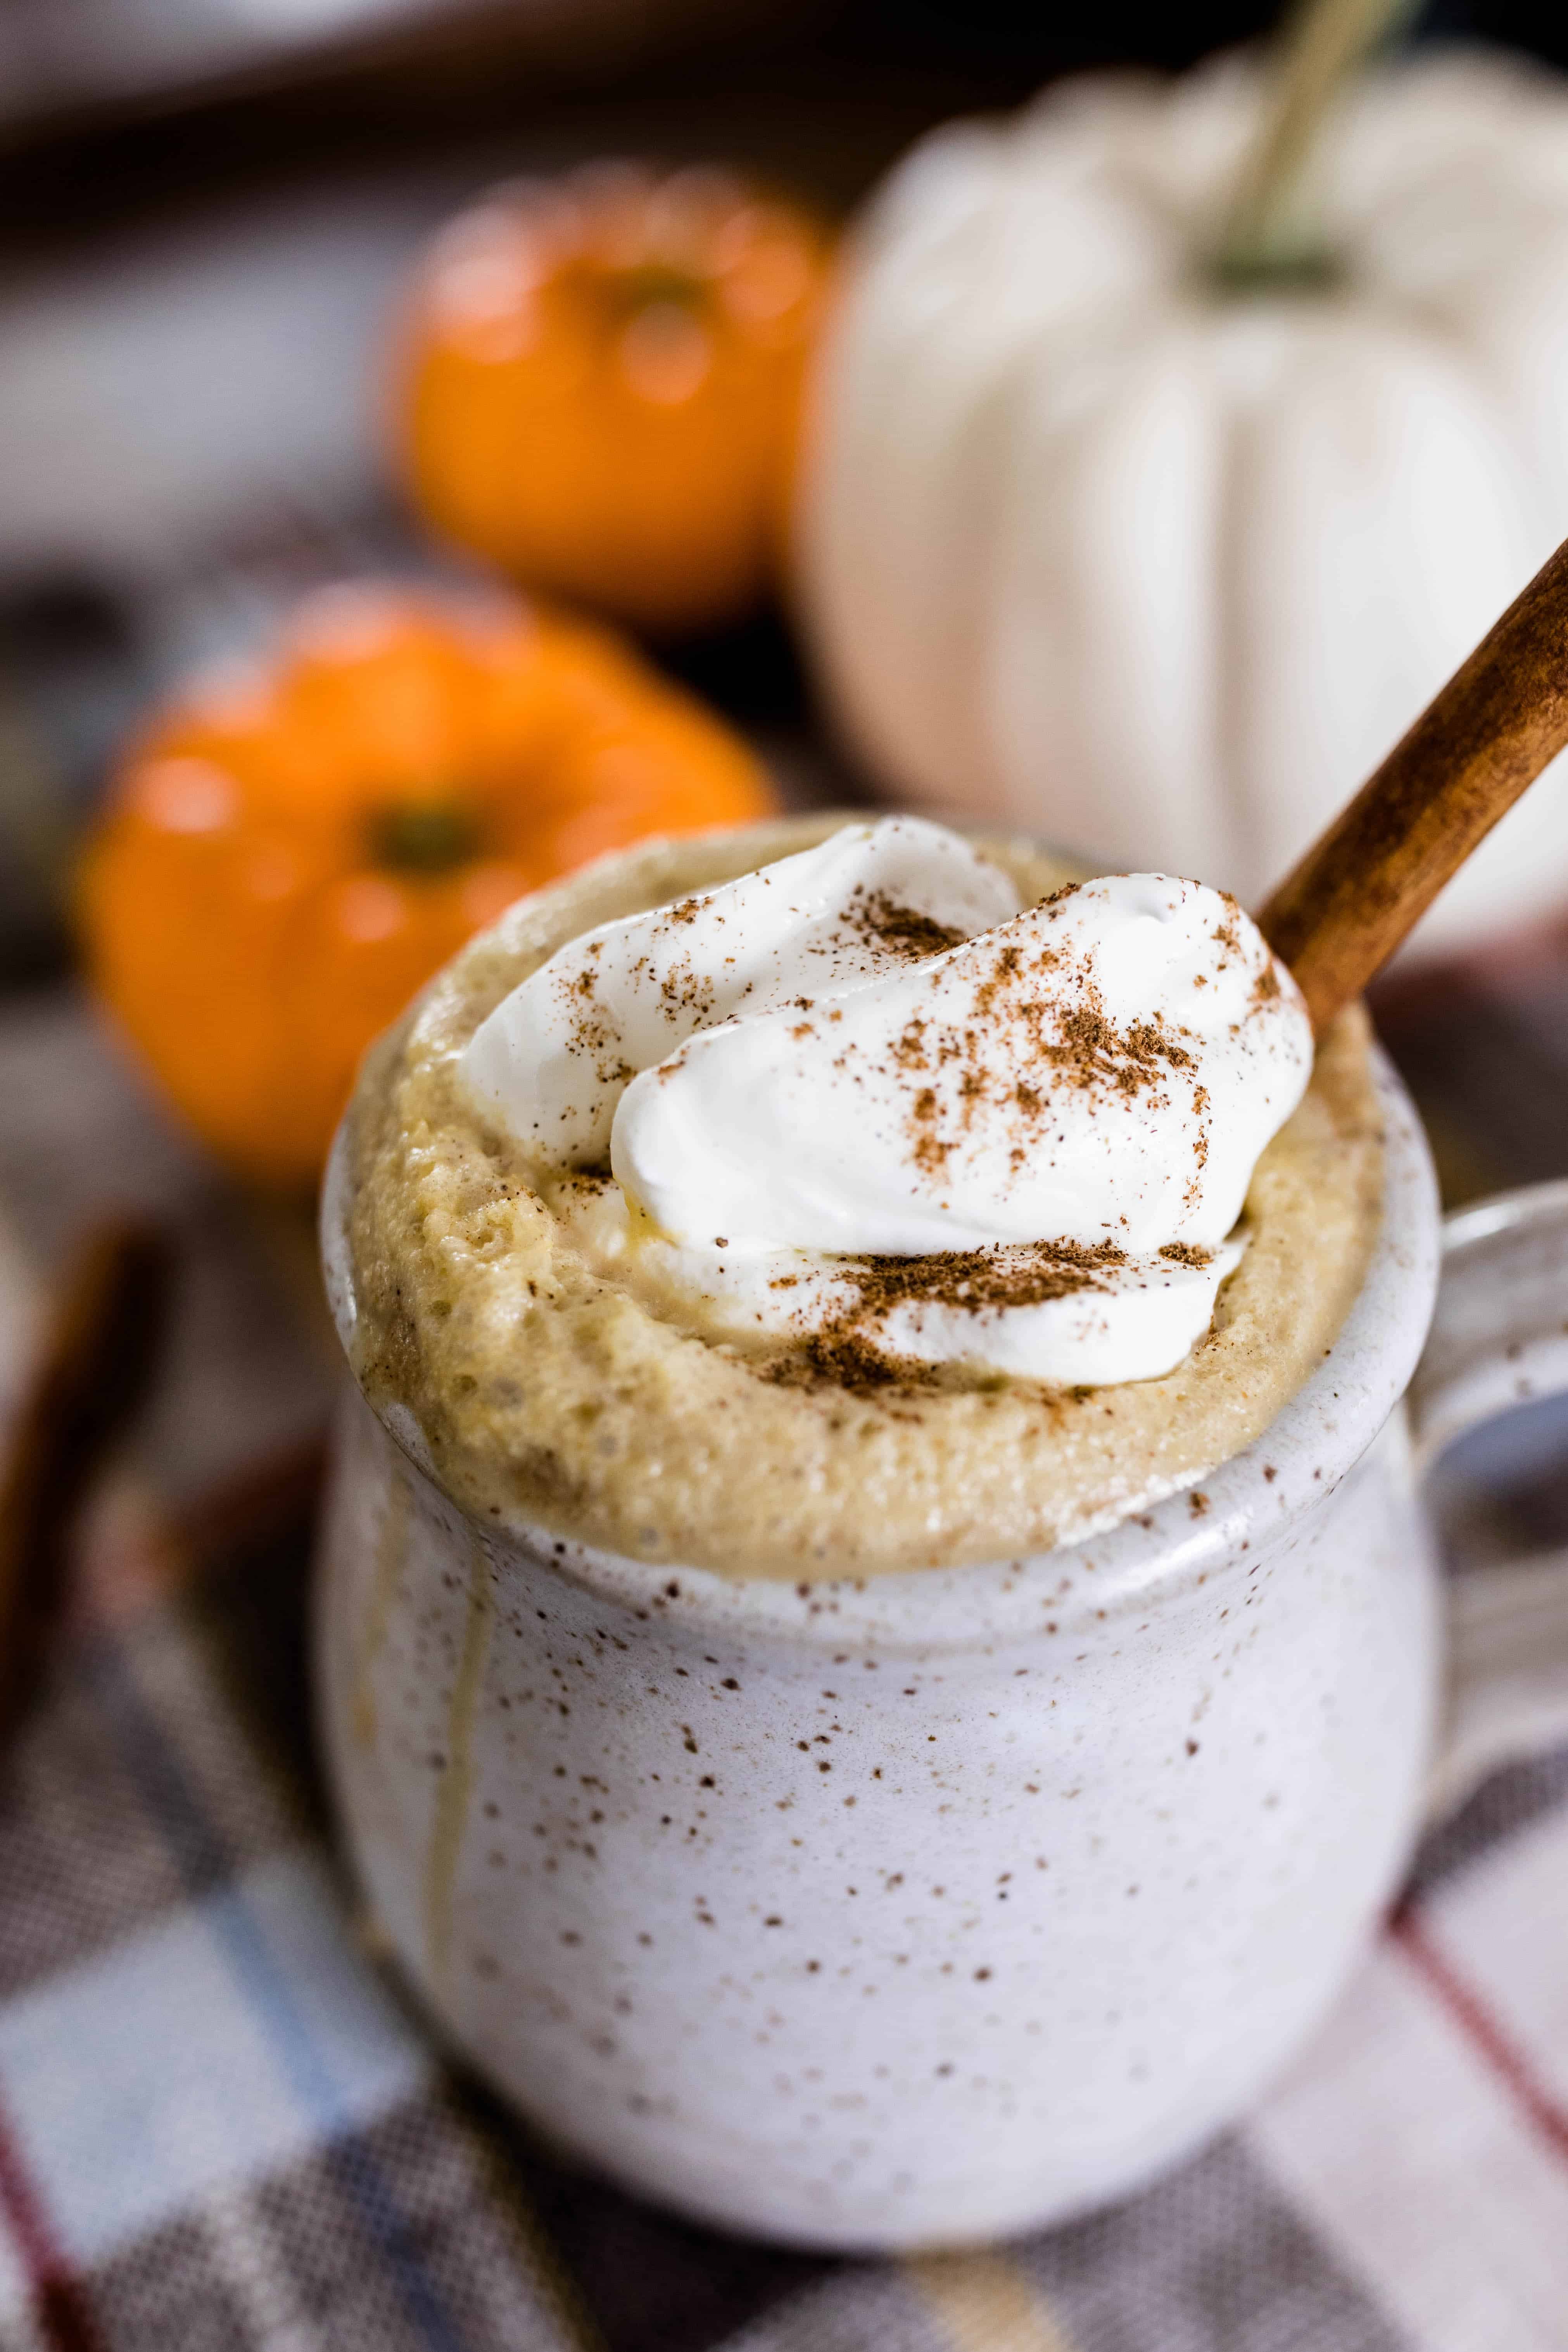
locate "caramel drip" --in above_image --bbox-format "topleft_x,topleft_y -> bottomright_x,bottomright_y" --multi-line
352,1462 -> 409,1753
423,1533 -> 494,1989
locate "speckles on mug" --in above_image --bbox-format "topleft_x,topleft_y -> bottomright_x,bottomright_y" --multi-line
323,1251 -> 1437,2246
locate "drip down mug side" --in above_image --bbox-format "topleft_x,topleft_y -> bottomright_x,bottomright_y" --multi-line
314,1044 -> 1445,2250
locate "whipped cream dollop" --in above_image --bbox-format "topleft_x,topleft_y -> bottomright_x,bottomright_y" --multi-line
460,822 -> 1313,1385
462,818 -> 1019,1166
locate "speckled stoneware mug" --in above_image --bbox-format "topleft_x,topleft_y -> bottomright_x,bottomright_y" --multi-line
314,1053 -> 1568,2252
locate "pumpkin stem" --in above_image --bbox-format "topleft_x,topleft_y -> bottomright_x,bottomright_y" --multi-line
368,799 -> 483,875
1212,0 -> 1417,291
605,263 -> 706,315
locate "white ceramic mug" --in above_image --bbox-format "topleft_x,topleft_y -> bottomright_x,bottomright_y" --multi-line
315,1048 -> 1568,2252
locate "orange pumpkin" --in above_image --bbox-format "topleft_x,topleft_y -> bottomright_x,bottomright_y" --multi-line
397,162 -> 834,636
79,582 -> 776,1186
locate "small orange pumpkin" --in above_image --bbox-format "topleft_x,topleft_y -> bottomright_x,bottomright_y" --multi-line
79,582 -> 776,1186
397,162 -> 834,636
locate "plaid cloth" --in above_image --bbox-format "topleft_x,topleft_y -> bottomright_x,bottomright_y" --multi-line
0,972 -> 1565,2352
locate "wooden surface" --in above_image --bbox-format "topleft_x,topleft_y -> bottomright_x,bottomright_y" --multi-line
1258,534 -> 1568,1031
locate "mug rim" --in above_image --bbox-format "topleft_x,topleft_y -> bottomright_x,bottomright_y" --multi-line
323,1046 -> 1440,1655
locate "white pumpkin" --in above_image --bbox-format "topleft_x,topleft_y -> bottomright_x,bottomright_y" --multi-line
797,48 -> 1568,956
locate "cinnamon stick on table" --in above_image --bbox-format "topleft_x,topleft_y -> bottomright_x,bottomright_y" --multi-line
0,1221 -> 170,1741
1257,533 -> 1568,1032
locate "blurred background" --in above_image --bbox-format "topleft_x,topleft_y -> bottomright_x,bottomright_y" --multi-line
0,0 -> 1557,920
3,0 -> 1568,1155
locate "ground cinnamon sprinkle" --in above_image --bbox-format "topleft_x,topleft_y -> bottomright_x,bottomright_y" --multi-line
1042,1003 -> 1195,1093
555,875 -> 970,1080
759,1239 -> 1141,1395
841,1238 -> 1129,1314
765,1330 -> 940,1394
840,887 -> 966,961
550,866 -> 1255,1403
858,919 -> 1207,1186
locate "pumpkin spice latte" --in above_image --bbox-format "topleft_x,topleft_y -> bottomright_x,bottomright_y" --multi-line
337,815 -> 1382,1579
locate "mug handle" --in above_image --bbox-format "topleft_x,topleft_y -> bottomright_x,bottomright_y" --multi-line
1407,1178 -> 1568,1818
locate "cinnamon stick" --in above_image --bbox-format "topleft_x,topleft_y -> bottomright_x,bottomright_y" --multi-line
0,1221 -> 170,1742
1257,533 -> 1568,1031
